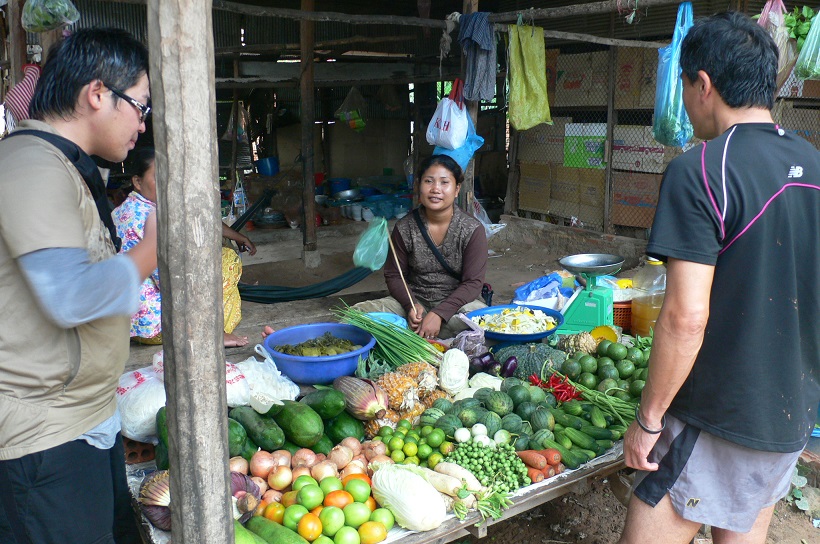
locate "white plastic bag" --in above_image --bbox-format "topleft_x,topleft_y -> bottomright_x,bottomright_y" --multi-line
471,199 -> 506,239
426,79 -> 469,150
116,352 -> 167,444
225,362 -> 251,408
240,344 -> 301,401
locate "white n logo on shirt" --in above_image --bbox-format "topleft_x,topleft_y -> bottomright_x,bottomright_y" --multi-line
787,166 -> 803,178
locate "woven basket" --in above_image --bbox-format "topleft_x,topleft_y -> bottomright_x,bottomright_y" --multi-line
613,301 -> 632,334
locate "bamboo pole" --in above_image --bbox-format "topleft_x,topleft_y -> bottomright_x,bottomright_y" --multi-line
7,0 -> 27,86
300,0 -> 319,267
215,35 -> 415,57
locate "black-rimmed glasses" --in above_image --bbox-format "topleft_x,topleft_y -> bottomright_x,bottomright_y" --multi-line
107,85 -> 151,123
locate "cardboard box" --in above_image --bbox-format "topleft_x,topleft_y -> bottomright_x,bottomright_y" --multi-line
564,123 -> 606,169
613,203 -> 656,228
639,47 -> 659,109
549,198 -> 580,219
615,48 -> 644,110
546,48 -> 560,100
579,203 -> 604,228
578,168 -> 605,207
612,125 -> 665,173
551,165 -> 580,203
779,102 -> 820,148
518,117 -> 570,164
586,51 -> 609,107
518,162 -> 553,214
555,53 -> 589,107
612,170 -> 662,228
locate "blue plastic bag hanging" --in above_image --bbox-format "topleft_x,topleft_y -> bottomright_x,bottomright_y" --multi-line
353,217 -> 389,271
433,113 -> 484,169
652,2 -> 694,147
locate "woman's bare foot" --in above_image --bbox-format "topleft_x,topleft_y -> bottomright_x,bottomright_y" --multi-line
224,332 -> 249,348
262,325 -> 275,339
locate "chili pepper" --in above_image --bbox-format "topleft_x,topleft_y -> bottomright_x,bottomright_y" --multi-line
530,372 -> 581,401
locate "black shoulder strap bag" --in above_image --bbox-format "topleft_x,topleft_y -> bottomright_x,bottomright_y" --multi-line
5,129 -> 122,252
413,207 -> 461,280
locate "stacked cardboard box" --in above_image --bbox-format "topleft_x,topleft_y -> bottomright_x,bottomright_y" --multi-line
564,123 -> 606,169
518,117 -> 570,165
612,170 -> 663,228
612,125 -> 665,173
518,162 -> 553,214
615,48 -> 645,110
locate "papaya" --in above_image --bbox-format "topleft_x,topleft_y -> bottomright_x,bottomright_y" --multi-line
271,400 -> 324,447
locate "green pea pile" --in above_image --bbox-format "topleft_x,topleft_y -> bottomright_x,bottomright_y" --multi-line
447,439 -> 530,493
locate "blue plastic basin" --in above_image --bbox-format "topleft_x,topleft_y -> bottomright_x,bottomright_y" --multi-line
365,312 -> 408,329
262,323 -> 375,384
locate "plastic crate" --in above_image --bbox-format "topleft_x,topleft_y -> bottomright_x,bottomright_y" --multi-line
613,301 -> 632,334
123,437 -> 156,465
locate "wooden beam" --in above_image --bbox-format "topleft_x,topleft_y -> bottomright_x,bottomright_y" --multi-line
537,28 -> 665,49
146,0 -> 231,541
458,0 -> 478,214
215,35 -> 415,57
301,0 -> 319,266
487,0 -> 684,22
7,0 -> 27,86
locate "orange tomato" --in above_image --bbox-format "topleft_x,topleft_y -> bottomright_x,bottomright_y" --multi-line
358,520 -> 387,544
311,505 -> 324,516
364,496 -> 377,512
253,499 -> 269,517
323,489 -> 354,509
263,502 -> 285,524
342,473 -> 372,487
297,513 -> 324,542
281,489 -> 300,508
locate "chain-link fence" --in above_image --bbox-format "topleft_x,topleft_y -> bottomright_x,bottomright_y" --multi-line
514,45 -> 820,239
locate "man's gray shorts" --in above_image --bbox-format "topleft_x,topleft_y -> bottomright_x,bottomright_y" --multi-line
632,414 -> 801,533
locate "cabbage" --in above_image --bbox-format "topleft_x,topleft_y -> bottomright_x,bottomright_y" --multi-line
439,348 -> 469,395
468,372 -> 503,390
371,464 -> 447,531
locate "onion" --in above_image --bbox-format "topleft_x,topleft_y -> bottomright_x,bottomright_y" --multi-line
292,448 -> 318,468
250,451 -> 276,479
340,437 -> 363,457
251,476 -> 268,495
366,454 -> 393,475
310,460 -> 338,481
229,456 -> 249,474
270,450 -> 292,468
328,445 -> 354,470
291,466 -> 312,480
351,453 -> 367,466
340,459 -> 366,480
314,453 -> 326,464
262,489 -> 283,503
267,465 -> 293,491
332,376 -> 389,420
363,440 -> 387,461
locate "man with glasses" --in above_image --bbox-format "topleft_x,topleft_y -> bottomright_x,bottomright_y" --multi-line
0,28 -> 157,543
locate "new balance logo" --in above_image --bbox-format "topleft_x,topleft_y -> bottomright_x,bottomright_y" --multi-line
686,498 -> 700,508
788,166 -> 803,178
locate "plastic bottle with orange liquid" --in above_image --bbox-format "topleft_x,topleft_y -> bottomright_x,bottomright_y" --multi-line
631,258 -> 667,338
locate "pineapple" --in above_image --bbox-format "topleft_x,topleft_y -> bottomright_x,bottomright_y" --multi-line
556,331 -> 598,355
364,409 -> 401,439
421,388 -> 450,408
398,401 -> 426,426
376,371 -> 420,411
397,362 -> 438,394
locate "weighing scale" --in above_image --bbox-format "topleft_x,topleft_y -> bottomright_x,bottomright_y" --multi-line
557,253 -> 625,334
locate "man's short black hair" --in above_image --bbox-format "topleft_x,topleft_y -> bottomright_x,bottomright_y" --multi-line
680,11 -> 777,109
30,28 -> 149,121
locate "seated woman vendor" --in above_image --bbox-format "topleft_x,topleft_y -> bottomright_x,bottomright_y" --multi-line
112,147 -> 257,347
355,154 -> 487,339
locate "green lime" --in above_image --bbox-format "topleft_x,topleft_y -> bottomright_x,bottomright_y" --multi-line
636,368 -> 650,381
598,365 -> 619,381
416,443 -> 433,460
420,425 -> 434,437
626,347 -> 644,366
571,351 -> 587,361
377,426 -> 393,438
597,339 -> 614,357
371,436 -> 383,443
390,449 -> 405,463
597,356 -> 614,368
607,342 -> 628,361
561,359 -> 582,380
614,390 -> 633,402
596,378 -> 619,394
641,348 -> 652,362
402,442 -> 418,457
617,379 -> 631,391
615,360 -> 636,379
629,379 -> 646,397
404,435 -> 418,445
426,428 -> 445,448
387,436 -> 404,452
578,372 -> 598,389
397,419 -> 412,430
579,355 -> 598,374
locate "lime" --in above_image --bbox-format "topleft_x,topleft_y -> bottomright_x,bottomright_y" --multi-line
617,379 -> 631,391
596,378 -> 619,394
403,455 -> 420,465
427,452 -> 443,469
614,390 -> 633,402
597,339 -> 614,357
371,436 -> 383,443
420,425 -> 434,437
561,359 -> 582,380
578,372 -> 598,389
626,347 -> 644,366
597,356 -> 614,368
598,365 -> 619,381
579,355 -> 598,374
615,360 -> 636,379
607,342 -> 628,361
390,449 -> 405,463
387,436 -> 404,452
397,419 -> 412,430
629,379 -> 646,397
641,348 -> 652,363
377,426 -> 393,438
636,368 -> 649,381
416,443 -> 433,460
404,435 -> 418,445
406,430 -> 420,441
391,431 -> 406,440
426,428 -> 445,448
571,350 -> 587,361
402,442 -> 418,458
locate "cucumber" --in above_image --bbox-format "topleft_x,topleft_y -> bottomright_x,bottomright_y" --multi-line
563,427 -> 600,451
229,406 -> 285,451
246,516 -> 310,544
281,440 -> 301,455
541,438 -> 586,470
228,418 -> 248,457
562,399 -> 584,416
553,422 -> 565,433
310,434 -> 333,455
235,519 -> 269,544
589,406 -> 607,429
271,401 -> 324,447
595,439 -> 614,451
299,389 -> 346,420
155,441 -> 169,470
579,425 -> 618,441
325,410 -> 365,443
554,430 -> 573,450
155,406 -> 169,449
575,448 -> 599,461
547,407 -> 584,430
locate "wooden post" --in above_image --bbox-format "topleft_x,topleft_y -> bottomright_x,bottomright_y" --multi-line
320,87 -> 332,178
458,0 -> 479,213
504,128 -> 519,214
230,60 -> 240,186
604,15 -> 617,234
300,0 -> 319,267
7,0 -> 27,86
146,1 -> 231,541
38,28 -> 63,64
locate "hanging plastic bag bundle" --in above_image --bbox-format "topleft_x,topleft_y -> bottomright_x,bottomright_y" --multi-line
22,0 -> 80,33
426,78 -> 469,150
757,0 -> 799,91
508,21 -> 552,131
794,11 -> 820,80
335,87 -> 367,132
353,217 -> 389,271
433,113 -> 484,169
652,2 -> 694,148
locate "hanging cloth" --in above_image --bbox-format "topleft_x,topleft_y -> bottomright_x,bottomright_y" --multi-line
458,12 -> 497,102
508,23 -> 552,130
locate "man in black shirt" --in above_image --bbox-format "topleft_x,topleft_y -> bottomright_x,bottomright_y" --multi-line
619,12 -> 820,544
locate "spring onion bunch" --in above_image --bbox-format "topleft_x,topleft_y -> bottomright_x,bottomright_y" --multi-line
334,306 -> 443,369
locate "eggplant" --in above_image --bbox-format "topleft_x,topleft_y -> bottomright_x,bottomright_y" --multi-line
487,362 -> 503,377
501,356 -> 518,378
468,356 -> 486,376
477,352 -> 496,366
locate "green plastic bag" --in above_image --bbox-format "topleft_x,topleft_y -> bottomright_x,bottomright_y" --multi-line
508,24 -> 552,131
794,13 -> 820,80
353,217 -> 389,271
22,0 -> 80,33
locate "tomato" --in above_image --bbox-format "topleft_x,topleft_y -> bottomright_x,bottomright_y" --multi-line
342,502 -> 372,529
263,501 -> 285,524
253,499 -> 269,517
282,504 -> 309,532
358,521 -> 387,544
297,484 -> 325,511
297,512 -> 324,542
281,489 -> 299,508
293,475 -> 320,492
369,508 -> 394,531
324,489 -> 355,509
363,496 -> 377,512
311,505 -> 324,516
341,473 -> 372,487
314,536 -> 335,544
344,479 -> 371,503
319,476 -> 344,495
333,525 -> 361,544
318,505 -> 346,537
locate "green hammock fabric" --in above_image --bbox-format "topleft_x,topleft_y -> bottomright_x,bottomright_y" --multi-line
238,267 -> 372,303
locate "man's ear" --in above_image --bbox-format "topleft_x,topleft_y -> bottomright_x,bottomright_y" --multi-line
697,70 -> 714,101
83,79 -> 107,112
